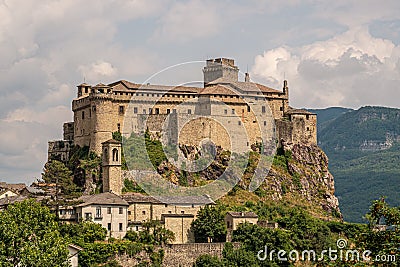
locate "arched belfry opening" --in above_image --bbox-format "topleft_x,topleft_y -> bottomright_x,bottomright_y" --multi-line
112,148 -> 118,161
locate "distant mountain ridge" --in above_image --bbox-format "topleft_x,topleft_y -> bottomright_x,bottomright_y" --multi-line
309,106 -> 400,223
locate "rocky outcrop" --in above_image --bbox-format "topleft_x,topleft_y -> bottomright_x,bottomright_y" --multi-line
262,141 -> 340,217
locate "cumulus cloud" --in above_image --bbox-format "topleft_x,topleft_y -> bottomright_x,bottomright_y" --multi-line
252,27 -> 400,108
152,0 -> 222,43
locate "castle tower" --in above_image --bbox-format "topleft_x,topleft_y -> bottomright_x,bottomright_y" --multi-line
102,139 -> 122,195
77,83 -> 91,98
203,58 -> 239,86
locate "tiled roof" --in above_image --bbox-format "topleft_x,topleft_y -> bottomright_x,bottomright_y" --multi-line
286,108 -> 315,115
0,195 -> 27,206
226,211 -> 258,218
76,192 -> 129,207
0,182 -> 26,191
102,139 -> 121,144
122,192 -> 215,205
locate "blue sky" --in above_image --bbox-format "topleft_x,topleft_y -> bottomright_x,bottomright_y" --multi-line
1,0 -> 400,183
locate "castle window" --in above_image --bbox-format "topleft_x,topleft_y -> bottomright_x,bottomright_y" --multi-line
92,105 -> 96,111
112,148 -> 118,161
142,211 -> 146,215
262,106 -> 266,113
238,121 -> 241,126
119,106 -> 125,114
89,109 -> 91,118
84,87 -> 88,93
143,109 -> 146,114
107,223 -> 111,231
119,207 -> 123,214
173,109 -> 177,114
134,107 -> 138,114
117,123 -> 121,133
165,204 -> 168,207
181,211 -> 185,214
264,121 -> 267,126
247,105 -> 251,112
307,127 -> 310,131
107,207 -> 111,214
191,204 -> 194,208
188,109 -> 192,114
155,108 -> 160,114
166,109 -> 170,114
306,115 -> 309,120
224,109 -> 227,114
119,223 -> 123,231
82,111 -> 85,119
231,109 -> 235,114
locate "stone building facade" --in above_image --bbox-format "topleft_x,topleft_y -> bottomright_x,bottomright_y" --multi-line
49,57 -> 317,162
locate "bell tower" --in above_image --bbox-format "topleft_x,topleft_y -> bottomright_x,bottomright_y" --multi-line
102,139 -> 122,195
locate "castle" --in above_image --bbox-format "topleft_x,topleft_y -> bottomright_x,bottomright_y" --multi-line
48,58 -> 317,194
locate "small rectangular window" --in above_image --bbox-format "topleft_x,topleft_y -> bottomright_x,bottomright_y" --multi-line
119,223 -> 123,231
107,207 -> 111,214
142,210 -> 146,215
238,121 -> 241,126
231,109 -> 235,114
108,223 -> 111,231
155,108 -> 160,114
166,109 -> 170,114
119,207 -> 123,214
119,106 -> 124,114
117,123 -> 121,133
247,105 -> 251,112
143,109 -> 146,114
82,111 -> 85,119
149,108 -> 152,114
262,106 -> 266,113
264,121 -> 267,126
224,109 -> 227,114
134,107 -> 138,114
188,109 -> 192,114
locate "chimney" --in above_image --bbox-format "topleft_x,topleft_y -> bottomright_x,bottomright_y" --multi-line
245,72 -> 250,82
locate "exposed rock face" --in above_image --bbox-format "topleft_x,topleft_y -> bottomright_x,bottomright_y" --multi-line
263,141 -> 340,217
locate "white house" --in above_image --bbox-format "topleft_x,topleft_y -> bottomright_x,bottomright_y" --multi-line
75,192 -> 129,238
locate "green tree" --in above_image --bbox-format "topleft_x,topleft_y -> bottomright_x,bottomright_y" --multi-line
0,200 -> 69,266
59,220 -> 107,244
139,220 -> 175,245
194,254 -> 224,267
192,205 -> 227,243
42,160 -> 77,197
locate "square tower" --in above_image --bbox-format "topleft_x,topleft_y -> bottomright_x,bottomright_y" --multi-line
203,58 -> 239,86
102,139 -> 122,195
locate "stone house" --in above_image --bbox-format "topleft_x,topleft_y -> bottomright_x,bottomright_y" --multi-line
122,193 -> 214,244
225,211 -> 258,242
74,192 -> 129,239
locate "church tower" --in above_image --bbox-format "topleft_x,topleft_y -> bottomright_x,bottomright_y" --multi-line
102,139 -> 122,195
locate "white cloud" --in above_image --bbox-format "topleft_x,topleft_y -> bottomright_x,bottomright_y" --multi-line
152,0 -> 221,43
78,61 -> 118,83
252,27 -> 400,108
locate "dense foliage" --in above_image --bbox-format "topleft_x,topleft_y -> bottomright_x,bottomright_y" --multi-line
41,160 -> 79,198
313,106 -> 400,222
0,200 -> 69,267
192,205 -> 227,243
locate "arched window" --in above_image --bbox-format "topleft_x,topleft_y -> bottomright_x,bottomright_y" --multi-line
112,148 -> 118,161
